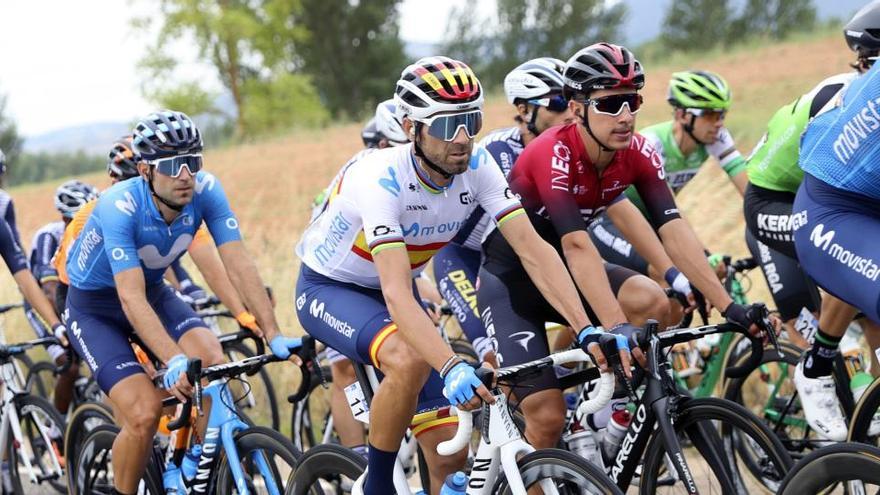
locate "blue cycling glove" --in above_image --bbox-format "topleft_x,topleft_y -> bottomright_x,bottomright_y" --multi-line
442,362 -> 483,406
164,354 -> 188,389
269,335 -> 302,359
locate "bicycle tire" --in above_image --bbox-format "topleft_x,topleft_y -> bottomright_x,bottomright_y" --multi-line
493,448 -> 623,494
9,394 -> 67,493
848,368 -> 880,443
778,442 -> 880,494
450,338 -> 478,363
65,400 -> 115,491
23,359 -> 54,403
215,426 -> 301,495
640,397 -> 792,494
72,424 -> 163,495
722,342 -> 812,459
224,341 -> 281,430
285,443 -> 366,495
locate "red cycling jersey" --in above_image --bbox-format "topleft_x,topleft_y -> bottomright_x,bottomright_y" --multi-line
484,123 -> 680,269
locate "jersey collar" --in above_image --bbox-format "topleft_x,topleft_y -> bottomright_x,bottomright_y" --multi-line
409,151 -> 454,194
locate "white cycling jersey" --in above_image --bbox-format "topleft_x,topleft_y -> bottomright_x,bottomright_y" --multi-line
296,143 -> 524,288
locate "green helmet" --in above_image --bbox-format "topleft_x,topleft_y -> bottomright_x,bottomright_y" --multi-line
667,70 -> 731,110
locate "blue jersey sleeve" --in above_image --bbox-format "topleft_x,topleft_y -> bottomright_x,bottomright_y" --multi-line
195,172 -> 242,247
484,140 -> 517,177
0,219 -> 28,275
94,192 -> 142,275
31,231 -> 59,282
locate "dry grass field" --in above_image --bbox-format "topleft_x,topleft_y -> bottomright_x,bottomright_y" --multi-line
2,31 -> 854,420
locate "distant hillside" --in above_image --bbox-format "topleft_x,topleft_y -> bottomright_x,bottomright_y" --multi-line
22,121 -> 130,155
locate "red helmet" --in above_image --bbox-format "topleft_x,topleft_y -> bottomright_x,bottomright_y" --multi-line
563,43 -> 645,97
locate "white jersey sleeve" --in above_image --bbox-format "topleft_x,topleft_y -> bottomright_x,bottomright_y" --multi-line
469,147 -> 524,227
706,127 -> 743,169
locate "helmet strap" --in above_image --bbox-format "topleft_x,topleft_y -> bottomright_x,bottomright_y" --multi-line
148,167 -> 184,212
580,106 -> 615,153
413,123 -> 454,180
682,113 -> 709,146
526,105 -> 542,138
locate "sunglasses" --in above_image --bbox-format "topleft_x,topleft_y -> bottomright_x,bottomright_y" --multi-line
418,111 -> 483,141
528,94 -> 569,113
150,154 -> 203,178
686,108 -> 727,122
582,93 -> 643,116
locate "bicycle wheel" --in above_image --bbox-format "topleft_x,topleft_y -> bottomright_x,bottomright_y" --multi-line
23,359 -> 54,403
640,397 -> 793,494
224,342 -> 281,430
215,426 -> 300,495
8,394 -> 67,493
73,424 -> 163,495
285,443 -> 366,495
65,401 -> 116,491
450,338 -> 478,363
848,370 -> 880,444
290,366 -> 333,451
778,442 -> 880,494
493,448 -> 623,494
722,342 -> 818,459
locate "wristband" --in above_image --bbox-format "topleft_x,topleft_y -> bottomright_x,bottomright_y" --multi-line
440,355 -> 464,378
236,311 -> 257,328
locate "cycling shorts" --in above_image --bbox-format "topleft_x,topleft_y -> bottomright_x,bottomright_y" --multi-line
432,243 -> 493,360
793,174 -> 880,323
295,265 -> 448,412
65,284 -> 206,394
587,214 -> 649,276
744,183 -> 799,259
744,229 -> 819,321
477,262 -> 639,398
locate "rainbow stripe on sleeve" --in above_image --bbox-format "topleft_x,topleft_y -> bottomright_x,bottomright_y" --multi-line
495,205 -> 525,226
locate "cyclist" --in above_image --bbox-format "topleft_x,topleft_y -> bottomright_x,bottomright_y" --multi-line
295,56 -> 628,494
589,70 -> 747,281
478,43 -> 772,450
0,148 -> 23,248
313,99 -> 419,459
746,2 -> 880,441
432,57 -> 573,366
54,137 -> 263,335
26,180 -> 98,415
64,110 -> 297,495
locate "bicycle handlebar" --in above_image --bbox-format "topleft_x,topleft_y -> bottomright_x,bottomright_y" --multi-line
167,359 -> 202,431
436,349 -> 614,456
0,336 -> 63,361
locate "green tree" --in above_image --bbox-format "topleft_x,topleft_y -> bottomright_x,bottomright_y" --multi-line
135,0 -> 325,137
661,0 -> 732,52
729,0 -> 816,41
297,0 -> 407,119
7,151 -> 103,186
0,93 -> 23,171
444,0 -> 627,88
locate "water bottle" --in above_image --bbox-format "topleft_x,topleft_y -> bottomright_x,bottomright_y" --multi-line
181,444 -> 202,480
564,427 -> 603,468
439,471 -> 468,494
602,409 -> 631,462
162,465 -> 181,493
1,460 -> 13,492
851,371 -> 874,403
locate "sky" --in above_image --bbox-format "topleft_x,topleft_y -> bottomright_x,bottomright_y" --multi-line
0,0 -> 858,138
0,0 -> 488,138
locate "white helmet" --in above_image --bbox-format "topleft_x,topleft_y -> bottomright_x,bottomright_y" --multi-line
504,57 -> 566,104
394,56 -> 483,121
55,180 -> 99,218
375,99 -> 408,145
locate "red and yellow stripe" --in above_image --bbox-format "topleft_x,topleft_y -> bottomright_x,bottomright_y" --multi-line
369,322 -> 398,368
351,231 -> 447,269
411,406 -> 459,437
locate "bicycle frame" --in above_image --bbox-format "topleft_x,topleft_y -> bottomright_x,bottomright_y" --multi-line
162,379 -> 282,495
0,355 -> 63,486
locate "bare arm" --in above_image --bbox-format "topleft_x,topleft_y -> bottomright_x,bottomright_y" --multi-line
114,267 -> 182,363
188,239 -> 249,316
731,170 -> 748,197
558,229 -> 628,329
658,218 -> 732,310
217,241 -> 281,340
374,246 -> 453,371
498,214 -> 592,330
14,270 -> 61,326
606,199 -> 675,276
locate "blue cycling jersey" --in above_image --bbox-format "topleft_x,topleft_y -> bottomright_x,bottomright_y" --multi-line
67,172 -> 241,290
801,61 -> 880,200
0,215 -> 28,275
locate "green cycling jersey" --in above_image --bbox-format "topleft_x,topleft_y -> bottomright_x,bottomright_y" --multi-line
624,120 -> 746,216
746,72 -> 856,194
